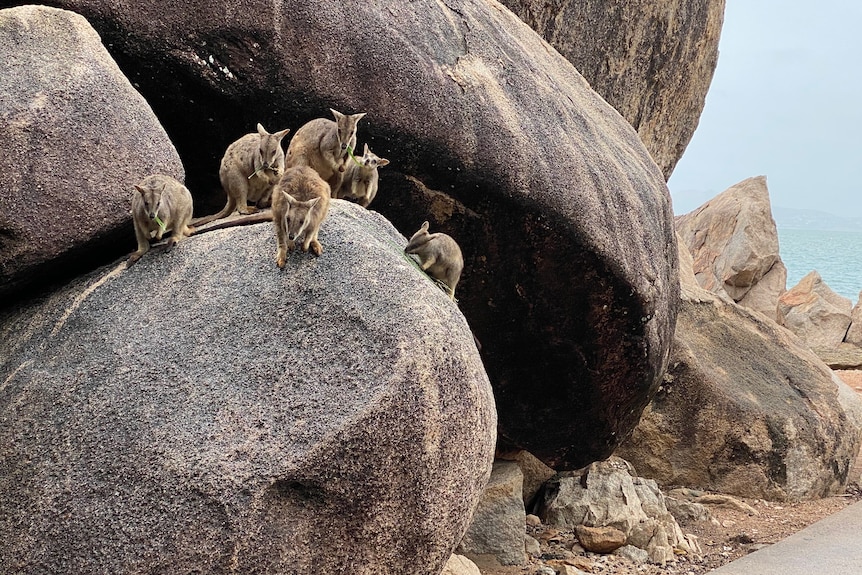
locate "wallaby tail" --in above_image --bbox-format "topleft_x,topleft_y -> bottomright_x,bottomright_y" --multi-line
189,197 -> 237,229
190,210 -> 274,236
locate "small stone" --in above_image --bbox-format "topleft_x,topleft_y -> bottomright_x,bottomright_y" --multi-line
574,525 -> 627,554
525,535 -> 542,556
613,544 -> 650,565
526,514 -> 542,526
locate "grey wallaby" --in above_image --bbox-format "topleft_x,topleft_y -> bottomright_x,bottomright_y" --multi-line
404,221 -> 464,300
332,143 -> 390,208
286,108 -> 366,192
192,123 -> 290,227
272,165 -> 332,266
127,174 -> 194,267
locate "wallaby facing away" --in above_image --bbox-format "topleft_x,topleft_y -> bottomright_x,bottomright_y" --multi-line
193,123 -> 290,227
286,108 -> 366,192
404,221 -> 464,300
128,174 -> 194,267
272,165 -> 332,266
332,143 -> 390,208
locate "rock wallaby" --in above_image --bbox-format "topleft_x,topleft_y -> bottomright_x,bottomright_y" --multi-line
193,123 -> 290,227
272,165 -> 332,266
404,221 -> 464,300
332,143 -> 390,208
128,174 -> 194,267
286,108 -> 366,192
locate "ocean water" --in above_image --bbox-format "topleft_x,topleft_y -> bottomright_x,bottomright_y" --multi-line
776,227 -> 862,303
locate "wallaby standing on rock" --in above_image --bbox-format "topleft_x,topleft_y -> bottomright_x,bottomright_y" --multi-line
128,174 -> 194,267
193,123 -> 290,227
286,108 -> 366,192
272,165 -> 332,266
404,221 -> 464,300
332,143 -> 389,208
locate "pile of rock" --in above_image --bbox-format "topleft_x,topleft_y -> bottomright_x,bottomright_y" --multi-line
675,174 -> 862,367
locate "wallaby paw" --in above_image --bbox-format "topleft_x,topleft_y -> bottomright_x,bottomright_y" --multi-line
276,252 -> 286,268
164,239 -> 177,253
309,241 -> 323,257
239,206 -> 259,215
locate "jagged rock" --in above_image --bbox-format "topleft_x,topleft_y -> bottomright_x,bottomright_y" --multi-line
497,0 -> 725,179
0,5 -> 184,301
675,176 -> 787,320
539,457 -> 698,564
778,271 -> 853,350
441,555 -> 482,575
0,201 -> 497,575
8,0 -> 680,469
574,525 -> 627,554
814,343 -> 862,370
496,449 -> 556,510
844,291 -> 862,346
457,461 -> 527,566
617,243 -> 862,500
614,544 -> 650,565
664,498 -> 713,524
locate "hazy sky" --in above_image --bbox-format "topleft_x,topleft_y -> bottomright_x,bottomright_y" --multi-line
667,1 -> 862,218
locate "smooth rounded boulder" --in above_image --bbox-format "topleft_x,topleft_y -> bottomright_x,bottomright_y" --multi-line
0,201 -> 497,575
499,0 -> 726,178
0,5 -> 184,300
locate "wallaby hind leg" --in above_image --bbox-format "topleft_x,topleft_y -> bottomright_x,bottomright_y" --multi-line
223,173 -> 257,215
445,274 -> 459,300
127,224 -> 151,267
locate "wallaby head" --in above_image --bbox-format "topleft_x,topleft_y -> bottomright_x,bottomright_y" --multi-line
134,183 -> 167,221
330,108 -> 366,152
256,123 -> 291,171
359,143 -> 390,169
282,192 -> 321,242
405,221 -> 432,253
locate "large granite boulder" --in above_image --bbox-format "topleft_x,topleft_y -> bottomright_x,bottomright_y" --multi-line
0,5 -> 184,301
0,0 -> 679,469
617,243 -> 862,500
498,0 -> 725,178
0,201 -> 497,575
675,176 -> 787,321
778,271 -> 853,351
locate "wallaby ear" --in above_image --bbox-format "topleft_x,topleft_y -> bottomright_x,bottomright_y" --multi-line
363,142 -> 370,155
420,221 -> 430,232
352,112 -> 367,122
330,108 -> 344,121
134,185 -> 146,196
308,197 -> 320,208
275,128 -> 290,140
378,158 -> 390,167
257,123 -> 268,136
282,190 -> 296,205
